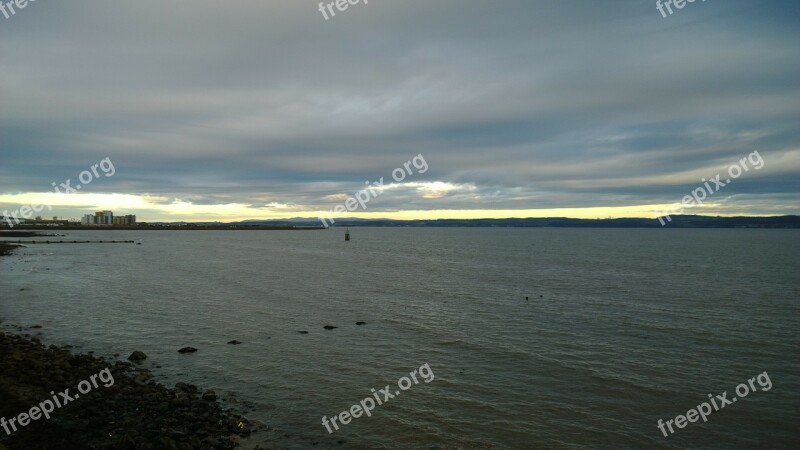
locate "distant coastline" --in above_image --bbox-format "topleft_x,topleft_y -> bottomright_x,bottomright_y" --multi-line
0,215 -> 800,230
1,225 -> 319,231
317,215 -> 799,228
4,215 -> 797,230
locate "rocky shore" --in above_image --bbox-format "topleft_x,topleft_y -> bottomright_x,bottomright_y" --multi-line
0,243 -> 258,450
0,242 -> 19,257
0,333 -> 258,450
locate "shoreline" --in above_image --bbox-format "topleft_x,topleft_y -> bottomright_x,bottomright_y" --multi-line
0,243 -> 20,257
2,226 -> 322,231
0,244 -> 261,450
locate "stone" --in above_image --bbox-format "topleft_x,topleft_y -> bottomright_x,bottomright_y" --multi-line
133,373 -> 151,385
127,351 -> 147,362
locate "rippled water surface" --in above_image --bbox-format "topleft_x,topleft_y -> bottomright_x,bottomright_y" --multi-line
1,228 -> 798,449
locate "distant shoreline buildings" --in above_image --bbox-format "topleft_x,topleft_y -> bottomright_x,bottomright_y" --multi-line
81,211 -> 136,226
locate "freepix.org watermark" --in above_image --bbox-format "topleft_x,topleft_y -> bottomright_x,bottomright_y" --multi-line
657,371 -> 772,437
2,157 -> 116,228
318,154 -> 428,228
318,0 -> 368,21
656,0 -> 707,19
1,367 -> 115,436
321,363 -> 435,434
0,0 -> 36,21
656,150 -> 764,226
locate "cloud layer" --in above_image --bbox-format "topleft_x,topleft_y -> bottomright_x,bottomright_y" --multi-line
1,0 -> 798,221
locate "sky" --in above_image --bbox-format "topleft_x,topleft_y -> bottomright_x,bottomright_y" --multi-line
1,0 -> 799,222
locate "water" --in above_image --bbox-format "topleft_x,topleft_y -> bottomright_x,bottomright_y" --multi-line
1,228 -> 798,449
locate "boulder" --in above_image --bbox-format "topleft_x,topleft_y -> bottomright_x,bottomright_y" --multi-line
127,351 -> 147,362
175,382 -> 198,394
133,372 -> 151,386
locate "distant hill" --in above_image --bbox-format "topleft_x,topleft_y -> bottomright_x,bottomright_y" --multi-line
230,215 -> 800,228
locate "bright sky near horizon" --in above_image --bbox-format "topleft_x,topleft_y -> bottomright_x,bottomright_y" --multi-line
1,0 -> 799,222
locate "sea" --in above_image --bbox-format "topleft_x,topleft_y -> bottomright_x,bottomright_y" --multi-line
1,228 -> 798,449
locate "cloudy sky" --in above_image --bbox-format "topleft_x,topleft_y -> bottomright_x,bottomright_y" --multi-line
1,0 -> 798,222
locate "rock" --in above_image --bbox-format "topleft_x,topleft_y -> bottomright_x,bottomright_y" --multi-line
172,392 -> 192,404
119,434 -> 137,449
0,332 -> 256,448
203,436 -> 221,447
133,373 -> 151,385
175,382 -> 198,394
355,322 -> 366,325
178,347 -> 197,354
297,331 -> 309,334
128,351 -> 147,362
323,325 -> 337,330
227,340 -> 242,345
